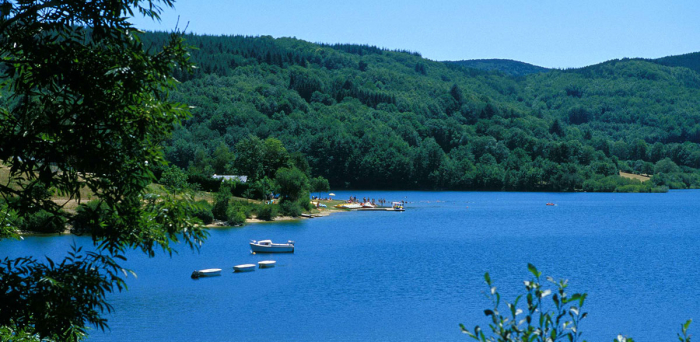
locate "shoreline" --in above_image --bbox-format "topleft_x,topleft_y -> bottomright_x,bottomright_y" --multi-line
15,207 -> 349,235
205,207 -> 347,228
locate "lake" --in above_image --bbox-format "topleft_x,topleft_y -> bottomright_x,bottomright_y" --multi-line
2,191 -> 699,341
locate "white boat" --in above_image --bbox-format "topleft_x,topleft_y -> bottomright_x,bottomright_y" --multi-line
258,260 -> 276,268
250,240 -> 295,253
191,268 -> 222,278
335,203 -> 362,209
233,264 -> 256,272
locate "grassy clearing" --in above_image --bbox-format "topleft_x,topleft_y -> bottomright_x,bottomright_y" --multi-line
0,164 -> 11,186
2,164 -> 225,213
619,171 -> 651,182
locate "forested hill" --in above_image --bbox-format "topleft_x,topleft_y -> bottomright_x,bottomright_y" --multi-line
443,59 -> 549,76
143,32 -> 700,192
652,52 -> 700,74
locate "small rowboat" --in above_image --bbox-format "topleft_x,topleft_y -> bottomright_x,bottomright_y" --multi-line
233,264 -> 256,272
191,268 -> 222,278
258,260 -> 276,268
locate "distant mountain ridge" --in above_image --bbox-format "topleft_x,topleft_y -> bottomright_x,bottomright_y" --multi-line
446,52 -> 700,77
443,59 -> 550,76
651,52 -> 700,74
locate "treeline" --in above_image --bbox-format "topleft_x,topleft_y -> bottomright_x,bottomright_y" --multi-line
145,32 -> 700,192
444,59 -> 550,76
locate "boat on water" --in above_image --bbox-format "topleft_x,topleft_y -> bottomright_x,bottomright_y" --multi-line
191,268 -> 222,278
335,203 -> 362,209
362,202 -> 375,208
546,203 -> 556,206
233,264 -> 256,272
258,260 -> 276,268
250,239 -> 295,253
391,202 -> 406,211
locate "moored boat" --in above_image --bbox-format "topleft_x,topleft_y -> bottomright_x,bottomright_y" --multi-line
233,264 -> 256,272
191,268 -> 222,278
258,260 -> 276,268
250,239 -> 295,253
335,203 -> 362,209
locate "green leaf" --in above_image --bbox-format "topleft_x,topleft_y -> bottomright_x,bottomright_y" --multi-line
527,263 -> 541,278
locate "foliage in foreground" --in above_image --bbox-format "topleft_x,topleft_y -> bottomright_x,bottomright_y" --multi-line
0,245 -> 128,341
461,264 -> 692,342
0,0 -> 207,340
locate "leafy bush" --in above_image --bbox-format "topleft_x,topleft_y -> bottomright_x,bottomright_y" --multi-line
190,200 -> 214,225
73,200 -> 110,233
159,165 -> 188,190
279,200 -> 302,217
225,206 -> 247,226
298,193 -> 313,211
256,204 -> 278,221
211,198 -> 228,221
651,185 -> 670,193
231,201 -> 254,218
20,210 -> 66,234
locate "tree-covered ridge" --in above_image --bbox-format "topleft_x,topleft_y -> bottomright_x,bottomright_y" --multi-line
652,51 -> 700,74
444,59 -> 550,76
144,32 -> 700,192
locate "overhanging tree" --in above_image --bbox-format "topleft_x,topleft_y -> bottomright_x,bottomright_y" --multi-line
0,0 -> 207,340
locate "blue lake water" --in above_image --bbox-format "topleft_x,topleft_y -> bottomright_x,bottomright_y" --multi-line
2,191 -> 699,341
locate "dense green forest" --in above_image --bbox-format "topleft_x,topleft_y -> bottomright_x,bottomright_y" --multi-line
140,33 -> 700,192
444,59 -> 550,76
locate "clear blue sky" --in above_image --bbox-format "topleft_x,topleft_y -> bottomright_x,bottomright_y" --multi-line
131,0 -> 700,69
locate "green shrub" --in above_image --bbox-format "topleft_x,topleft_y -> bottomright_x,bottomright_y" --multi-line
190,200 -> 214,225
225,206 -> 247,226
212,196 -> 229,221
20,210 -> 66,234
230,201 -> 254,218
256,204 -> 278,221
159,165 -> 188,190
298,194 -> 313,211
280,200 -> 302,217
651,185 -> 669,193
73,200 -> 110,233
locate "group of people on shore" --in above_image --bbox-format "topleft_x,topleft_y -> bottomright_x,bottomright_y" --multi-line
310,194 -> 409,207
347,196 -> 406,206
